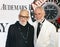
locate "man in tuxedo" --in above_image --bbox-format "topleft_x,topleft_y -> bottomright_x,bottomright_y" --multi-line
33,6 -> 57,47
5,9 -> 34,47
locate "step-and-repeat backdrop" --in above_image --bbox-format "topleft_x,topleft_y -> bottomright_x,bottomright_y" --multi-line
0,0 -> 60,47
0,0 -> 34,47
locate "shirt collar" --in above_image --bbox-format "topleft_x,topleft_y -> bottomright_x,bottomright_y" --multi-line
37,18 -> 45,24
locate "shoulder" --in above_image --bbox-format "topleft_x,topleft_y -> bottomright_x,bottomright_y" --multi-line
9,24 -> 16,29
44,19 -> 56,31
45,19 -> 56,28
28,22 -> 34,28
9,21 -> 18,29
8,22 -> 18,32
28,23 -> 34,31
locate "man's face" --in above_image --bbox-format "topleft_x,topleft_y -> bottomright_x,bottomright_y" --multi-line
34,8 -> 45,20
19,10 -> 29,24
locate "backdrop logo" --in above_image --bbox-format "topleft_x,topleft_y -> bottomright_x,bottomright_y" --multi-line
0,4 -> 30,10
0,23 -> 8,32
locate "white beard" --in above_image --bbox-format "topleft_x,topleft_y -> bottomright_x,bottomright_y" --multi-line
36,17 -> 45,23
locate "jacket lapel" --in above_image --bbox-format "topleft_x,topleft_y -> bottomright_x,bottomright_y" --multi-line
35,19 -> 47,47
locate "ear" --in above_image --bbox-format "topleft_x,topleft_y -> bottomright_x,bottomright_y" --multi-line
42,9 -> 45,17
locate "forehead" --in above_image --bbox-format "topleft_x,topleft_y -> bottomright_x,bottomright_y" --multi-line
34,7 -> 43,13
20,10 -> 29,16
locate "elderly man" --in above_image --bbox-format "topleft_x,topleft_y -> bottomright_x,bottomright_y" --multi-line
5,9 -> 34,47
33,6 -> 57,47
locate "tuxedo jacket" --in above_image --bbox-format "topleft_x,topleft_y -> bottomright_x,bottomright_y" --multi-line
33,19 -> 57,47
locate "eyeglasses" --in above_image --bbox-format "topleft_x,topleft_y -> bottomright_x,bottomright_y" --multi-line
19,15 -> 29,19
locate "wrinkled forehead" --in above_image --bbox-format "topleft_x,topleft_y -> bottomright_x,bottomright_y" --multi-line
20,9 -> 29,16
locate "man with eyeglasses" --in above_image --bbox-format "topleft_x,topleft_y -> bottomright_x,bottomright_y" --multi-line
5,9 -> 34,47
